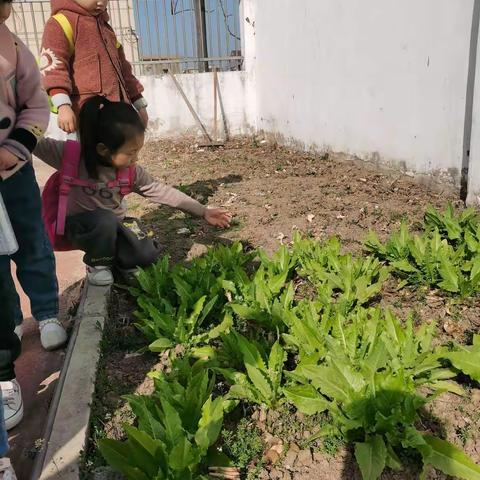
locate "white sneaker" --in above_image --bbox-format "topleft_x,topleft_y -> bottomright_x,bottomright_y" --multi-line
0,380 -> 23,431
87,266 -> 114,286
0,458 -> 17,480
38,319 -> 67,351
13,325 -> 22,341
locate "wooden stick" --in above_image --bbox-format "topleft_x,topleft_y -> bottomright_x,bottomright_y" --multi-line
213,67 -> 218,141
216,71 -> 229,141
168,70 -> 212,143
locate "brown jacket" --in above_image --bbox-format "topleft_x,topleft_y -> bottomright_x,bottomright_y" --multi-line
40,0 -> 144,115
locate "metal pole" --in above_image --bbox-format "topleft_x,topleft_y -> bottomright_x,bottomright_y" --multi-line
193,0 -> 208,72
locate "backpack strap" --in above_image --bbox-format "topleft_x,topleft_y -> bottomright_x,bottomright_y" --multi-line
56,140 -> 81,235
108,165 -> 136,195
52,13 -> 75,56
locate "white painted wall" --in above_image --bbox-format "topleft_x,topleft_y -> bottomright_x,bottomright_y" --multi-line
252,0 -> 474,186
140,71 -> 254,139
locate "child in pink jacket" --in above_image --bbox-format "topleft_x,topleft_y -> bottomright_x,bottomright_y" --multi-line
0,0 -> 67,457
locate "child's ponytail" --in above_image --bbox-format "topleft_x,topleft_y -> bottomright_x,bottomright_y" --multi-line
79,96 -> 146,179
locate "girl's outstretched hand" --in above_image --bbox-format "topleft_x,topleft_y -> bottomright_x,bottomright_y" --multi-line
204,208 -> 232,228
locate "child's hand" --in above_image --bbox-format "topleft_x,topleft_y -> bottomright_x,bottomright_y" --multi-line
58,105 -> 77,133
138,107 -> 149,127
204,208 -> 232,228
0,147 -> 19,172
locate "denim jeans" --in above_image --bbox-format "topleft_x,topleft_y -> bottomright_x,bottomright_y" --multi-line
0,391 -> 8,457
0,162 -> 59,326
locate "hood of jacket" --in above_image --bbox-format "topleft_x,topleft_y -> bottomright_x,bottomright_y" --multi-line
50,0 -> 109,20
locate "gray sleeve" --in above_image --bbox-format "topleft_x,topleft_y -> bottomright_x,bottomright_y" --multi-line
133,165 -> 206,217
33,137 -> 65,170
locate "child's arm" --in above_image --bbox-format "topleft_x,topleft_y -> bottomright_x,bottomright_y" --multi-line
117,45 -> 147,115
40,18 -> 76,132
1,37 -> 50,164
33,138 -> 65,171
134,166 -> 231,227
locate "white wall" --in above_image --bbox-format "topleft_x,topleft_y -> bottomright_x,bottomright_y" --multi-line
140,71 -> 254,139
252,0 -> 475,186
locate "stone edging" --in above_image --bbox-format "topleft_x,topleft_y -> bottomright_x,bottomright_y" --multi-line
31,282 -> 111,480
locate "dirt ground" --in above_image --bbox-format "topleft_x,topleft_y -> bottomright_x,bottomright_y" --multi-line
84,137 -> 480,480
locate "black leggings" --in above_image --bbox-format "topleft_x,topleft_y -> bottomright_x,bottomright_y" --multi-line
0,273 -> 21,381
65,209 -> 161,269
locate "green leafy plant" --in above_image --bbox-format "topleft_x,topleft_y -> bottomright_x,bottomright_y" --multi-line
225,245 -> 296,331
99,364 -> 231,480
366,224 -> 480,296
217,330 -> 287,408
284,307 -> 480,480
293,234 -> 388,314
424,204 -> 479,247
133,243 -> 252,349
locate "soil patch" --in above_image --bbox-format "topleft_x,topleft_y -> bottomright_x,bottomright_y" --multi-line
84,137 -> 480,480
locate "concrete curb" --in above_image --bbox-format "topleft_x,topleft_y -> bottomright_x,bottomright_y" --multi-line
31,281 -> 111,480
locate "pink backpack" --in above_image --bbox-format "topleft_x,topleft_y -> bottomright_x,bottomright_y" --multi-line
42,140 -> 136,251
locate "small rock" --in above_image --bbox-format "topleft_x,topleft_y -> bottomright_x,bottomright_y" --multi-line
124,352 -> 142,359
472,389 -> 480,403
269,468 -> 283,480
359,178 -> 367,182
270,442 -> 284,455
264,448 -> 281,465
306,214 -> 315,223
313,451 -> 324,462
267,410 -> 281,425
289,443 -> 301,452
296,449 -> 313,468
186,243 -> 208,261
443,320 -> 461,335
284,448 -> 298,470
295,412 -> 305,422
259,408 -> 267,424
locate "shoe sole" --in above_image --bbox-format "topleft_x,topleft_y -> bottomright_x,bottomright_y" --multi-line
42,337 -> 68,351
87,278 -> 114,287
4,401 -> 24,431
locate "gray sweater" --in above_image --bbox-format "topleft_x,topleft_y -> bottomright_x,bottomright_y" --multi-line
34,137 -> 206,219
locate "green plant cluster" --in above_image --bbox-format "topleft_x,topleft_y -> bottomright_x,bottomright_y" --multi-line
366,205 -> 480,295
100,207 -> 480,480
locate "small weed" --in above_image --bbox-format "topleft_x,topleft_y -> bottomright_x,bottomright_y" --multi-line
221,418 -> 264,470
389,211 -> 409,224
246,460 -> 265,479
321,432 -> 345,456
457,425 -> 472,446
177,184 -> 189,194
393,299 -> 403,308
183,217 -> 196,232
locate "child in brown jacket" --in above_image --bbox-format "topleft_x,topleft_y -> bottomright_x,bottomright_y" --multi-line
40,0 -> 148,133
